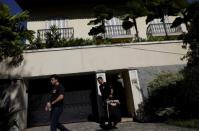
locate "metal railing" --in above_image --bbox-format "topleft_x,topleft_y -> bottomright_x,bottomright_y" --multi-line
37,27 -> 74,41
102,25 -> 132,38
147,23 -> 182,36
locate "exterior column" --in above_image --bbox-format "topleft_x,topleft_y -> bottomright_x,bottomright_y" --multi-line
128,69 -> 143,114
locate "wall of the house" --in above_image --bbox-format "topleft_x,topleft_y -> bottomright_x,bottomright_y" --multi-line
0,41 -> 186,78
27,16 -> 186,40
27,18 -> 136,40
137,64 -> 185,99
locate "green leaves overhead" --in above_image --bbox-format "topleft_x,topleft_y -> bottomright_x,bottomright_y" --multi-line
0,3 -> 34,66
125,0 -> 148,17
88,25 -> 105,36
93,5 -> 113,20
145,0 -> 188,24
121,0 -> 148,40
171,17 -> 184,28
88,5 -> 113,36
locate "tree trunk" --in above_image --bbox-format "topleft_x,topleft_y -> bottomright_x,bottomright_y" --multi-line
133,18 -> 139,41
162,16 -> 169,40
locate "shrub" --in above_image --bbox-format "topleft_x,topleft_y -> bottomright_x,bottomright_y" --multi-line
144,72 -> 184,120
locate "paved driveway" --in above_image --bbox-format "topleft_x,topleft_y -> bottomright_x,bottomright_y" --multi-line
24,122 -> 198,131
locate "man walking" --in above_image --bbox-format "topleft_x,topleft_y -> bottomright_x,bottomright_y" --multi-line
45,74 -> 69,131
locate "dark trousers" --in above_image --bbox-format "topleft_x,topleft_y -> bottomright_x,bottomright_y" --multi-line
99,102 -> 111,125
50,106 -> 68,131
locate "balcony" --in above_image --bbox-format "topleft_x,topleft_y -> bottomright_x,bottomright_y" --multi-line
37,28 -> 74,41
100,25 -> 133,39
147,23 -> 182,37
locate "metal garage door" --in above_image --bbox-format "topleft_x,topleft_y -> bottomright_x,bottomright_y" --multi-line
27,74 -> 97,127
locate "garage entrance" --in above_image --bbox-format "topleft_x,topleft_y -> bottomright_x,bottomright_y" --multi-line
27,73 -> 98,127
106,70 -> 134,118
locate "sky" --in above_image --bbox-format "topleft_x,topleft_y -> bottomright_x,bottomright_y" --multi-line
0,0 -> 22,14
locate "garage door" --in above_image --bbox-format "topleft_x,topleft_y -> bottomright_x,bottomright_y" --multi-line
27,74 -> 97,127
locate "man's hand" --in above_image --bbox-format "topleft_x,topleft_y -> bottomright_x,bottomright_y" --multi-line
45,102 -> 51,111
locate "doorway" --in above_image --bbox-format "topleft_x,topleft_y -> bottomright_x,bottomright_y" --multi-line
106,70 -> 134,119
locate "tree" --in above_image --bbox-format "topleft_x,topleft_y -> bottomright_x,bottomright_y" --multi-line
121,0 -> 148,40
170,1 -> 190,30
0,3 -> 34,66
170,2 -> 199,67
181,2 -> 199,67
88,5 -> 113,38
145,0 -> 188,39
169,2 -> 199,118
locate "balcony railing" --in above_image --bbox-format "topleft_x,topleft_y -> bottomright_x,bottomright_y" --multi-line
147,23 -> 182,37
37,27 -> 74,41
100,25 -> 133,39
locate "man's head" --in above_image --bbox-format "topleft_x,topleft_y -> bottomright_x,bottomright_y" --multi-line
50,74 -> 59,86
97,77 -> 104,85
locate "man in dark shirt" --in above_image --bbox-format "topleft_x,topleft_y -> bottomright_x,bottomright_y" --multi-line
97,77 -> 113,128
45,74 -> 69,131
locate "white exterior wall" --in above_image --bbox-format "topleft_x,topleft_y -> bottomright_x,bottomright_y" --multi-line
136,17 -> 148,39
27,18 -> 94,40
0,41 -> 187,78
27,16 -> 186,40
68,18 -> 93,39
27,21 -> 46,39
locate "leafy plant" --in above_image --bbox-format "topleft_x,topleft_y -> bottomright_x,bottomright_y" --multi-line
145,0 -> 188,39
88,5 -> 113,37
0,3 -> 34,66
148,72 -> 183,91
45,25 -> 62,48
121,0 -> 148,41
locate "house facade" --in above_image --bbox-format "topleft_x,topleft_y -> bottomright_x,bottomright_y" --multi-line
0,0 -> 187,130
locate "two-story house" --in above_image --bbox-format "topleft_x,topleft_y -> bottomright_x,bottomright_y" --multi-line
0,0 -> 187,130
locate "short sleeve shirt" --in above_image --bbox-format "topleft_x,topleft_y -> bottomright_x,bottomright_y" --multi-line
50,84 -> 65,107
99,82 -> 112,101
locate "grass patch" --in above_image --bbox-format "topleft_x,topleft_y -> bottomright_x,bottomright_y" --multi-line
166,119 -> 199,129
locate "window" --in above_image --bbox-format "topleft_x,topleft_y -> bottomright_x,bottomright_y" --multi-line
45,19 -> 68,29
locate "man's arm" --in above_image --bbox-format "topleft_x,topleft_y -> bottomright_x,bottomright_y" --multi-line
52,85 -> 65,105
109,88 -> 114,98
51,94 -> 64,105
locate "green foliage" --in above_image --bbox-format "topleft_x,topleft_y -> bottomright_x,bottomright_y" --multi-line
29,38 -> 114,49
171,2 -> 198,30
181,3 -> 199,67
0,3 -> 34,66
148,72 -> 183,91
125,0 -> 148,18
145,0 -> 187,24
121,0 -> 148,40
138,2 -> 199,121
88,5 -> 113,36
167,119 -> 199,128
122,18 -> 134,30
156,107 -> 178,117
45,25 -> 62,48
145,68 -> 199,121
145,0 -> 188,39
180,65 -> 199,114
144,72 -> 184,120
